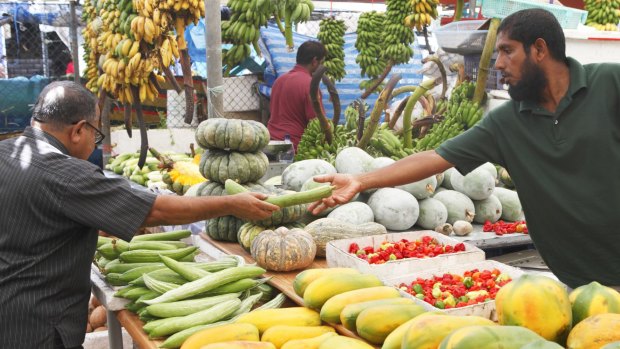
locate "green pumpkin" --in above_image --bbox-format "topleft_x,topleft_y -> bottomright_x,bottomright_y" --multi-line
199,149 -> 269,184
195,118 -> 270,152
237,222 -> 305,252
197,181 -> 245,242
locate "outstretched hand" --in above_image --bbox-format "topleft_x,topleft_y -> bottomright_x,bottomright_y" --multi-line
229,192 -> 279,220
308,173 -> 362,215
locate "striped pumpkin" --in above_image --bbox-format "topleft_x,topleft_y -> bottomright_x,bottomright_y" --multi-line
197,181 -> 244,242
199,149 -> 269,184
569,281 -> 620,326
195,118 -> 270,152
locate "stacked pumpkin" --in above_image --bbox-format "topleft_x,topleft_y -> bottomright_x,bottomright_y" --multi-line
194,118 -> 271,242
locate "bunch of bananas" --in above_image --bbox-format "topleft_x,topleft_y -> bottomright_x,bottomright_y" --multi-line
222,0 -> 274,73
584,0 -> 620,31
317,18 -> 347,82
82,0 -> 101,93
278,0 -> 314,49
383,0 -> 416,64
404,0 -> 439,32
368,126 -> 412,159
355,11 -> 388,90
414,81 -> 481,151
295,118 -> 356,164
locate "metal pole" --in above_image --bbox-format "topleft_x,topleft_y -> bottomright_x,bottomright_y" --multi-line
69,0 -> 80,83
205,0 -> 224,118
101,96 -> 113,166
41,31 -> 49,78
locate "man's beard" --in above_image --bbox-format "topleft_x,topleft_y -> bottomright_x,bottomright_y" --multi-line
507,57 -> 548,103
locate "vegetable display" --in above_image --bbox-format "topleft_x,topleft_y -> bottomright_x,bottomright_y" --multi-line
348,237 -> 466,264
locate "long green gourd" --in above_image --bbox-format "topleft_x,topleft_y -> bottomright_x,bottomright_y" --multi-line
224,179 -> 334,207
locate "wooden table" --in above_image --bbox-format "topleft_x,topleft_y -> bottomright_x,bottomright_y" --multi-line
116,310 -> 163,349
198,233 -> 372,343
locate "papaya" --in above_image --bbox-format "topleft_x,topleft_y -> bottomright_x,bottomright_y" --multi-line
521,339 -> 565,349
319,286 -> 401,324
280,332 -> 338,349
356,303 -> 426,344
200,341 -> 275,349
180,323 -> 260,349
496,274 -> 572,345
235,307 -> 321,334
401,314 -> 496,349
292,268 -> 360,298
566,313 -> 620,349
317,335 -> 374,349
601,342 -> 620,349
569,281 -> 620,326
261,326 -> 335,349
340,298 -> 415,332
303,273 -> 383,310
438,325 -> 547,349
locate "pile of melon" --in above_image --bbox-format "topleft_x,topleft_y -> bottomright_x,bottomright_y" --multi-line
282,147 -> 524,233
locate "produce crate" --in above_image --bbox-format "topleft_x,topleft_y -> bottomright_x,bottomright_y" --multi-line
325,231 -> 485,278
434,19 -> 490,55
381,259 -> 525,320
480,0 -> 588,30
463,53 -> 505,91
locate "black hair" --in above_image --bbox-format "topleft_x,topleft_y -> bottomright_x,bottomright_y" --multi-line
296,40 -> 327,65
497,8 -> 567,62
32,81 -> 97,129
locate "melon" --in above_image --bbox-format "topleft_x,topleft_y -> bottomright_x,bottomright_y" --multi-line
397,175 -> 438,200
442,168 -> 462,189
435,172 -> 445,187
416,198 -> 448,230
335,147 -> 374,174
459,168 -> 495,200
433,190 -> 476,224
368,157 -> 396,170
477,162 -> 498,180
473,194 -> 503,224
493,187 -> 524,221
367,188 -> 419,230
327,202 -> 375,225
281,159 -> 337,191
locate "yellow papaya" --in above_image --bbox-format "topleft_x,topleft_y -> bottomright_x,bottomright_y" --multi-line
401,314 -> 496,349
569,281 -> 620,326
356,303 -> 426,344
200,341 -> 275,349
341,298 -> 415,332
318,335 -> 375,349
601,342 -> 620,349
382,312 -> 441,349
320,286 -> 402,324
438,325 -> 547,349
235,307 -> 321,334
280,332 -> 338,349
261,325 -> 335,349
566,313 -> 620,349
303,273 -> 383,310
293,268 -> 360,297
180,323 -> 260,349
496,274 -> 572,345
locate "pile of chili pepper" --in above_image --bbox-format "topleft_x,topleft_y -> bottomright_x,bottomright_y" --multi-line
398,268 -> 513,309
348,236 -> 466,264
483,220 -> 528,236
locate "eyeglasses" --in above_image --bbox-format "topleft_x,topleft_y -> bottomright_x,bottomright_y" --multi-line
33,117 -> 105,145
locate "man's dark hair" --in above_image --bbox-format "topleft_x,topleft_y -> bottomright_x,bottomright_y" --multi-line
497,8 -> 567,62
32,81 -> 97,129
296,40 -> 327,65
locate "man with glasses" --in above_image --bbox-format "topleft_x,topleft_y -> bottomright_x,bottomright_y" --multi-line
0,81 -> 279,349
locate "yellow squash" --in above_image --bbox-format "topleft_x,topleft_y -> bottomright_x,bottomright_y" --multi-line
303,273 -> 383,310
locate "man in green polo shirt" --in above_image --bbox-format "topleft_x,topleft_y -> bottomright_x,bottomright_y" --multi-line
309,8 -> 620,289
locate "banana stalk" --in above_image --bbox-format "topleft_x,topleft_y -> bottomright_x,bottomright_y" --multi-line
402,78 -> 439,149
355,99 -> 366,141
284,7 -> 293,51
389,96 -> 410,130
422,55 -> 448,100
360,60 -> 394,100
124,103 -> 132,138
321,75 -> 341,126
131,85 -> 149,169
357,74 -> 402,149
159,55 -> 182,94
309,65 -> 333,145
473,18 -> 500,105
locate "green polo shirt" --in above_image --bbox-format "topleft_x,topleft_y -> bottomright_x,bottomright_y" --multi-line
436,57 -> 620,288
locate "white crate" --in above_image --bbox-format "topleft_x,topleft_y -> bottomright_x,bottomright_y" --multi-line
381,260 -> 525,321
223,75 -> 260,112
326,231 -> 485,278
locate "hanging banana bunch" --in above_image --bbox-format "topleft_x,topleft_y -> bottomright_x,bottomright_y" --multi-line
276,0 -> 313,50
355,11 -> 387,91
584,0 -> 620,31
82,0 -> 101,94
383,0 -> 415,65
404,0 -> 439,32
317,18 -> 346,82
222,0 -> 275,75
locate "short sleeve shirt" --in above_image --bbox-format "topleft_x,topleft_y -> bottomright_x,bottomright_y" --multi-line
436,58 -> 620,288
0,127 -> 157,348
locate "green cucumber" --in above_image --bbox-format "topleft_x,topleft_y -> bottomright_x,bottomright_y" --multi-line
130,229 -> 191,242
119,246 -> 197,263
145,293 -> 241,318
160,255 -> 209,281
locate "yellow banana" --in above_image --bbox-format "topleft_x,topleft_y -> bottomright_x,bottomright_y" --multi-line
139,83 -> 147,102
121,39 -> 133,57
128,40 -> 140,58
153,8 -> 160,26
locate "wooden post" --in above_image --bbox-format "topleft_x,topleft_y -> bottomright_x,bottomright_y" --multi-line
205,0 -> 224,118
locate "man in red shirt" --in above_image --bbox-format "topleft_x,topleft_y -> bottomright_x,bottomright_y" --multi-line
268,41 -> 326,150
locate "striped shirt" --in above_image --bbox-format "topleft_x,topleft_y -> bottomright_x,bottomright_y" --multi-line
0,127 -> 156,348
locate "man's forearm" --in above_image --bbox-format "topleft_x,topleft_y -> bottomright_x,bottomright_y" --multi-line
142,195 -> 231,227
